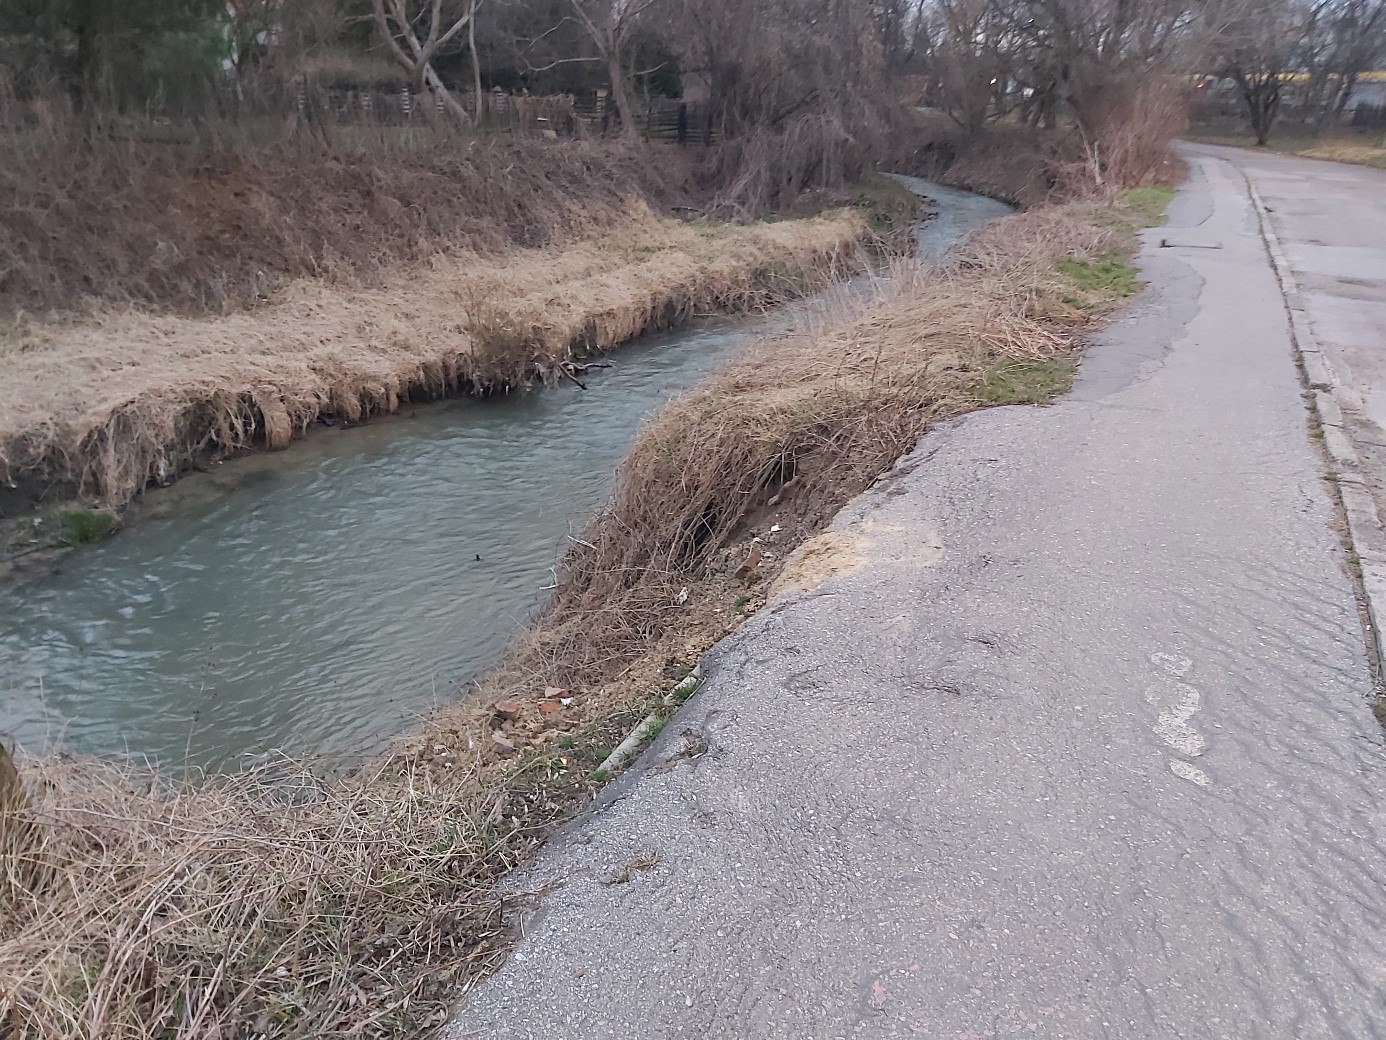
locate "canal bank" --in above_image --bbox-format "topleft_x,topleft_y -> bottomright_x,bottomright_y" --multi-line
449,150 -> 1386,1040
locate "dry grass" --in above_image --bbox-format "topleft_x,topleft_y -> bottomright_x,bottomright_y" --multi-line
0,191 -> 1161,1040
0,746 -> 603,1038
1291,139 -> 1386,170
0,132 -> 694,318
0,206 -> 866,509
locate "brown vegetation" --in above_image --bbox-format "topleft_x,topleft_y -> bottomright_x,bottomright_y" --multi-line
0,186 -> 1166,1040
0,133 -> 692,319
0,203 -> 866,510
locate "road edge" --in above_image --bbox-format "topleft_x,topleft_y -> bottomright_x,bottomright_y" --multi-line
1243,174 -> 1386,689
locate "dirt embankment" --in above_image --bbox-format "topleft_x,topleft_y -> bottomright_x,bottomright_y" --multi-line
0,182 -> 1173,1039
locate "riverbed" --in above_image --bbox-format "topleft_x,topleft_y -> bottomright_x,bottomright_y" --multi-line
0,179 -> 1012,767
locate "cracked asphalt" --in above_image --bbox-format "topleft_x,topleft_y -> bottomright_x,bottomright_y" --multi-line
448,152 -> 1386,1039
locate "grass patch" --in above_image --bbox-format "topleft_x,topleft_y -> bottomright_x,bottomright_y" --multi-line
55,508 -> 118,546
977,358 -> 1076,405
1121,186 -> 1175,227
1058,250 -> 1141,299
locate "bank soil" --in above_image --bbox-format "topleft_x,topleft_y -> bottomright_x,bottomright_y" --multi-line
0,184 -> 1169,1038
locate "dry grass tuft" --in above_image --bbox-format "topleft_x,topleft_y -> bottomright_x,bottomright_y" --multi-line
1,751 -> 563,1037
0,206 -> 866,510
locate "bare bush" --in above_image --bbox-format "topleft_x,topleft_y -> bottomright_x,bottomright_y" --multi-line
672,0 -> 901,214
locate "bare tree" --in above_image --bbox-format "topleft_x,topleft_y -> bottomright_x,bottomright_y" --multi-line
1309,0 -> 1386,125
1214,0 -> 1316,144
567,0 -> 667,139
991,0 -> 1198,138
371,0 -> 485,123
917,0 -> 1012,132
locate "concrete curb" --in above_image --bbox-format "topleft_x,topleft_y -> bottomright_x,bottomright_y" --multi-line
593,666 -> 704,777
1245,177 -> 1386,675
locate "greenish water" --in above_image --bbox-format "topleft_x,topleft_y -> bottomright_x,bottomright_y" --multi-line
0,181 -> 1011,768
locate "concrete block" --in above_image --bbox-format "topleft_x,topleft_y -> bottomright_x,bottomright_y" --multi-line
1323,424 -> 1362,468
1314,390 -> 1344,428
1302,351 -> 1335,388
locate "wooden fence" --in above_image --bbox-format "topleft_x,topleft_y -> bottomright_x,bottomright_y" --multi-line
275,85 -> 717,142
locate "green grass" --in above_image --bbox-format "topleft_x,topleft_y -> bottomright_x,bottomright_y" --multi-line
1058,250 -> 1141,299
56,508 -> 118,546
1120,186 -> 1176,228
976,358 -> 1076,406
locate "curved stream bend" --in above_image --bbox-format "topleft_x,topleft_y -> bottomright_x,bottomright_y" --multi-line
0,181 -> 1012,768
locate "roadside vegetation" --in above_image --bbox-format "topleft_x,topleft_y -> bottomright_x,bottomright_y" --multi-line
1185,126 -> 1386,169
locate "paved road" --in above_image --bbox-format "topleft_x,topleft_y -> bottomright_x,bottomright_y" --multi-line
450,154 -> 1386,1039
1190,145 -> 1386,492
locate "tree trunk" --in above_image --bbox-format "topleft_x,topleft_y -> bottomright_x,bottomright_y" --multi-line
423,63 -> 473,126
73,0 -> 101,112
605,44 -> 640,141
1234,71 -> 1280,147
469,2 -> 483,122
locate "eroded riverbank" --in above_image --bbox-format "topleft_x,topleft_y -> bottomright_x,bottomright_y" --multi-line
0,180 -> 1008,767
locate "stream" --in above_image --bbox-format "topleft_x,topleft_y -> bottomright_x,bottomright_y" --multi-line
0,178 -> 1012,768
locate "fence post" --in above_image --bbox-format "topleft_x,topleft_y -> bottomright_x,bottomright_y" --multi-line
677,102 -> 688,146
0,743 -> 32,863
